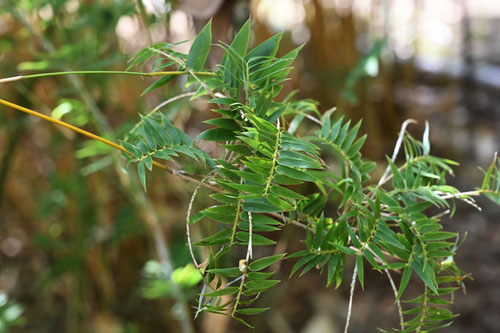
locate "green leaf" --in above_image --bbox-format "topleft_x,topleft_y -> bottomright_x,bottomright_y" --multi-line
196,128 -> 237,141
127,47 -> 153,70
327,255 -> 340,287
356,255 -> 364,289
204,118 -> 240,131
396,265 -> 412,302
248,254 -> 285,271
278,150 -> 323,169
209,97 -> 240,105
232,316 -> 253,328
137,160 -> 147,191
411,260 -> 438,293
276,165 -> 317,182
232,170 -> 267,185
236,232 -> 275,246
423,232 -> 456,241
236,307 -> 270,315
387,157 -> 405,189
144,155 -> 153,171
270,185 -> 307,200
141,74 -> 175,96
266,194 -> 294,211
120,140 -> 142,158
188,211 -> 205,224
201,205 -> 238,223
246,32 -> 283,61
245,279 -> 280,290
242,201 -> 283,213
194,228 -> 232,246
290,254 -> 315,278
225,19 -> 251,58
482,154 -> 497,190
187,20 -> 212,71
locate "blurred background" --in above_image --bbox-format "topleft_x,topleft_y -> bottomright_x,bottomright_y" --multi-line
0,0 -> 499,332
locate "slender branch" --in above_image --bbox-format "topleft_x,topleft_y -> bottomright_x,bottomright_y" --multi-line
377,119 -> 417,188
383,268 -> 404,330
125,92 -> 196,141
246,212 -> 253,260
366,247 -> 405,330
344,264 -> 358,333
186,173 -> 213,276
439,190 -> 483,199
152,92 -> 196,113
0,98 -> 126,152
0,98 -> 222,192
150,48 -> 217,100
0,70 -> 216,84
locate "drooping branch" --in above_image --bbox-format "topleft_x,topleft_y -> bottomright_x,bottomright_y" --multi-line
0,98 -> 220,191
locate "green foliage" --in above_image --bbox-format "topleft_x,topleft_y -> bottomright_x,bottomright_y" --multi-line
4,17 -> 499,332
120,113 -> 211,190
116,21 -> 500,331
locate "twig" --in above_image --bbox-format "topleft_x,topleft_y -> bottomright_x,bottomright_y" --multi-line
186,173 -> 213,276
383,269 -> 404,330
439,190 -> 481,199
377,119 -> 417,188
246,212 -> 253,260
149,48 -> 217,99
366,247 -> 404,330
344,263 -> 358,333
125,92 -> 196,140
152,92 -> 196,113
0,98 -> 222,192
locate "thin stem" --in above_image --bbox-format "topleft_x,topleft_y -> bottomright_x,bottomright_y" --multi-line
0,70 -> 216,83
149,48 -> 218,100
186,173 -> 213,276
377,119 -> 417,188
0,98 -> 222,191
246,212 -> 253,260
344,263 -> 358,333
264,118 -> 281,196
383,268 -> 405,330
365,247 -> 404,330
125,92 -> 196,141
0,98 -> 126,152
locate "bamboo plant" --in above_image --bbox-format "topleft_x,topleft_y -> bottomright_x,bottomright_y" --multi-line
1,19 -> 499,332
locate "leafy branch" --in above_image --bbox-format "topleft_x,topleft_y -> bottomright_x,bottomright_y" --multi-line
1,18 -> 499,332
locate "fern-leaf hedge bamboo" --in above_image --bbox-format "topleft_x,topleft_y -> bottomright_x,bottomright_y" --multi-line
1,19 -> 499,332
